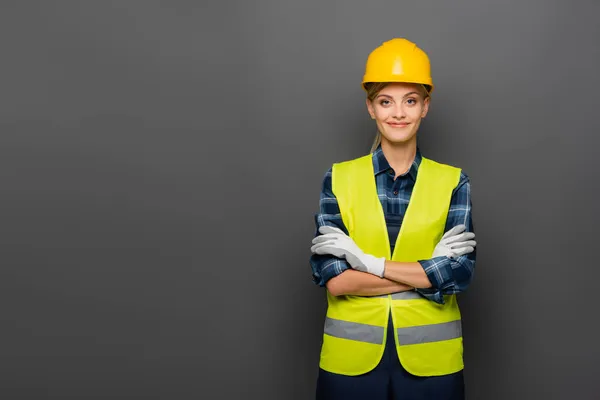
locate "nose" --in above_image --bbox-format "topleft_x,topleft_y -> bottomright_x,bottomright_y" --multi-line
392,103 -> 406,119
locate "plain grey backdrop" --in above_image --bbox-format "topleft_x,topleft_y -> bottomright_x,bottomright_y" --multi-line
1,1 -> 599,399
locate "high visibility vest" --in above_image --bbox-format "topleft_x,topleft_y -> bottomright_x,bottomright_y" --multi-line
319,153 -> 463,377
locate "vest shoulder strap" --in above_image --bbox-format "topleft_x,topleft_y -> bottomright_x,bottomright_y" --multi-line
419,157 -> 462,191
331,154 -> 371,194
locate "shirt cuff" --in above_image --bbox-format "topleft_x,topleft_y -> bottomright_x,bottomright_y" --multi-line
311,256 -> 351,287
416,256 -> 454,304
415,287 -> 444,304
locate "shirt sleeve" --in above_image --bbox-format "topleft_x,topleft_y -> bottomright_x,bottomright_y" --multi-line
309,167 -> 351,287
416,172 -> 477,304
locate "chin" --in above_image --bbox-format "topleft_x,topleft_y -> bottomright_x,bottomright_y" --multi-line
381,131 -> 417,144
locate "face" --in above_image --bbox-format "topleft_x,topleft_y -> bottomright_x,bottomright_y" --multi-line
366,83 -> 430,145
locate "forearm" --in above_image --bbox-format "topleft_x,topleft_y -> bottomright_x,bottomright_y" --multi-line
382,261 -> 433,289
327,269 -> 413,296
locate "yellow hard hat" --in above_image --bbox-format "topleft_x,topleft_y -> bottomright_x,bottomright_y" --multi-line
362,38 -> 434,93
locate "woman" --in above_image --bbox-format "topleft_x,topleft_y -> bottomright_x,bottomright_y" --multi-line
309,38 -> 477,400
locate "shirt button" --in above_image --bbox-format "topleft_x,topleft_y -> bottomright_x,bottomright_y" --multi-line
393,190 -> 398,195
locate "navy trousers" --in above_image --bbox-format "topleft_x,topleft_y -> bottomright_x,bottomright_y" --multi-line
315,314 -> 465,400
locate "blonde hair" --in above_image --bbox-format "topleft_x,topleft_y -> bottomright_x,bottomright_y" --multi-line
364,82 -> 431,153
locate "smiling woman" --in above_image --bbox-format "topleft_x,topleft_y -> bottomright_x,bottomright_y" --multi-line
309,38 -> 478,400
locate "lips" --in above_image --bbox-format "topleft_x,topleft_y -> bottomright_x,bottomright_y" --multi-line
387,122 -> 410,128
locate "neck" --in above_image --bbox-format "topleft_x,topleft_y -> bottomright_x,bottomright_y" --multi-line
380,137 -> 417,176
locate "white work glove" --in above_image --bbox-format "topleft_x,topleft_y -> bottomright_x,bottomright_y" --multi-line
432,224 -> 476,259
310,226 -> 386,277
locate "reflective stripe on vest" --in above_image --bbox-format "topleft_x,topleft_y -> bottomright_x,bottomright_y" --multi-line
397,320 -> 462,346
319,153 -> 464,377
374,291 -> 422,300
324,316 -> 461,346
324,317 -> 384,345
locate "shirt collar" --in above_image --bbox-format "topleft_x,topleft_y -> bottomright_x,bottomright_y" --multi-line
372,144 -> 422,181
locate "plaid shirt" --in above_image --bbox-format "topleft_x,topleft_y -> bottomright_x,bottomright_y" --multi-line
309,145 -> 476,304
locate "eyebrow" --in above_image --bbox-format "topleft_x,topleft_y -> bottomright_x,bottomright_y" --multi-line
403,91 -> 420,97
376,91 -> 420,99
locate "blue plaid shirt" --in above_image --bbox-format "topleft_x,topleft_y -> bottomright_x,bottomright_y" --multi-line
309,145 -> 476,304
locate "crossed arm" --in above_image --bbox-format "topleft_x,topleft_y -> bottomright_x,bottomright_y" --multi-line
316,238 -> 473,302
326,268 -> 417,297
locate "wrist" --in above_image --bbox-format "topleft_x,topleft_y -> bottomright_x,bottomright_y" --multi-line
366,255 -> 386,278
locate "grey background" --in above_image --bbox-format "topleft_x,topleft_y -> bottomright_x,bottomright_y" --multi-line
1,1 -> 599,399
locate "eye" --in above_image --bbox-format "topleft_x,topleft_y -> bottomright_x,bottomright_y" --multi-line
379,99 -> 392,106
406,98 -> 418,105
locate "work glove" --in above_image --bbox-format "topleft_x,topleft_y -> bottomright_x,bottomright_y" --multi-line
432,224 -> 476,258
311,226 -> 386,277
311,224 -> 477,278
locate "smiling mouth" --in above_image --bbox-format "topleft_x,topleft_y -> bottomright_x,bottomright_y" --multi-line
387,122 -> 410,127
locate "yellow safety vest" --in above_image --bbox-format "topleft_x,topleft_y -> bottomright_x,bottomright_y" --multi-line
319,153 -> 463,377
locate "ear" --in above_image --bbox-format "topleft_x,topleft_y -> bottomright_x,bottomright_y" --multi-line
366,98 -> 375,119
421,96 -> 430,118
